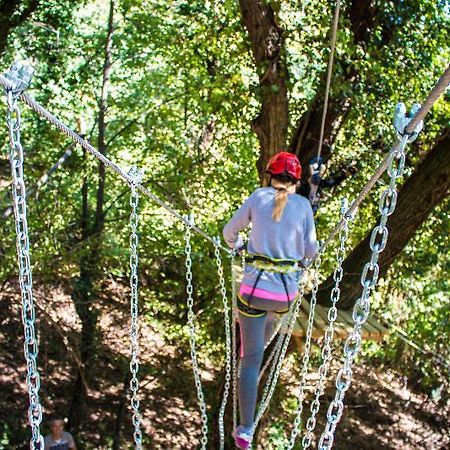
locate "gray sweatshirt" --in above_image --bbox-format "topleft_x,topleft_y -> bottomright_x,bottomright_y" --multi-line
223,187 -> 317,295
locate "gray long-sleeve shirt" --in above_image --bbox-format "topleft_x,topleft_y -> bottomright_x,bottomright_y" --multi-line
223,187 -> 317,295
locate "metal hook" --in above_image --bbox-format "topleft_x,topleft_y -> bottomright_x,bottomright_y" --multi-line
3,61 -> 34,97
393,102 -> 423,143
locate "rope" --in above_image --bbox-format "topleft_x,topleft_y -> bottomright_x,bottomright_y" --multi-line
316,0 -> 341,160
381,319 -> 450,372
314,62 -> 450,260
0,73 -> 232,256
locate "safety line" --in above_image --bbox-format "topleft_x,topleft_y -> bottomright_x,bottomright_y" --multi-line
316,0 -> 341,161
382,319 -> 450,372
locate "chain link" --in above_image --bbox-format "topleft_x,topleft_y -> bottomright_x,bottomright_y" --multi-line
317,135 -> 410,450
250,269 -> 308,443
129,182 -> 143,449
184,218 -> 209,449
213,238 -> 233,450
286,252 -> 323,449
295,203 -> 351,450
5,88 -> 44,450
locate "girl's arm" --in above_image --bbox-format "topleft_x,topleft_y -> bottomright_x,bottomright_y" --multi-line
303,202 -> 318,259
223,194 -> 253,249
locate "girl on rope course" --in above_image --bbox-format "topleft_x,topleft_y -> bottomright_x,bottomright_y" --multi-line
223,151 -> 318,449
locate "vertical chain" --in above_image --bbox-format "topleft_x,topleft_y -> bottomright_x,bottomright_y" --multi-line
213,238 -> 233,450
317,135 -> 410,450
231,258 -> 239,433
286,252 -> 323,449
295,203 -> 351,450
5,89 -> 44,450
129,183 -> 143,449
184,218 -> 209,449
251,269 -> 308,440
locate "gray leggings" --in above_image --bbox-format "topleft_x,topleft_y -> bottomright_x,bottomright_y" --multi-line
238,311 -> 279,430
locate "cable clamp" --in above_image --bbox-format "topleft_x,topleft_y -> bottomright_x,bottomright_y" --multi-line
127,165 -> 144,186
393,102 -> 423,143
3,61 -> 34,98
343,199 -> 358,220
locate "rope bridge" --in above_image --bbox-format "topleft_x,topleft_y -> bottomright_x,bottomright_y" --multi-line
1,56 -> 449,450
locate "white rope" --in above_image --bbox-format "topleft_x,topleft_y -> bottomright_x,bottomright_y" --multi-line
316,0 -> 341,160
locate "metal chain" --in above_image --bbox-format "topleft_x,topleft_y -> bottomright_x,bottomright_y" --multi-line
213,237 -> 233,450
317,135 -> 410,450
251,271 -> 308,439
129,179 -> 143,449
5,88 -> 44,450
286,252 -> 323,449
231,259 -> 239,433
296,203 -> 351,450
184,218 -> 209,449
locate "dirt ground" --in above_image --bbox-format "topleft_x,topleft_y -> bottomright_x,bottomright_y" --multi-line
0,281 -> 449,449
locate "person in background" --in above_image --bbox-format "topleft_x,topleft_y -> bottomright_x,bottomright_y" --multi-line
44,417 -> 76,450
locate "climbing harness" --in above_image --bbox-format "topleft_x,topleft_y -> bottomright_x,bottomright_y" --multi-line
128,166 -> 144,450
235,254 -> 301,321
184,216 -> 209,450
246,254 -> 302,274
3,61 -> 44,450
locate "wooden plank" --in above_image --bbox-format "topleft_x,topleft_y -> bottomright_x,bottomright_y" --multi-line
367,316 -> 389,334
338,309 -> 373,340
316,305 -> 350,340
338,308 -> 383,341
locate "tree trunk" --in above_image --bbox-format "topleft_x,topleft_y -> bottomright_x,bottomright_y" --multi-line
112,370 -> 131,450
238,0 -> 289,182
0,0 -> 40,55
289,0 -> 399,167
68,0 -> 115,431
316,132 -> 450,309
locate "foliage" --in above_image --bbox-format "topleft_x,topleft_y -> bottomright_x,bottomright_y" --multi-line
0,0 -> 449,447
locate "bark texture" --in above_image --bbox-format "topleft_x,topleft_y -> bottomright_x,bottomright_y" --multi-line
317,132 -> 450,309
239,0 -> 289,182
68,0 -> 115,431
289,0 -> 398,167
0,0 -> 40,55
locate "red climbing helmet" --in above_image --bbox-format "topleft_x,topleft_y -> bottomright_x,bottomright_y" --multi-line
266,151 -> 302,180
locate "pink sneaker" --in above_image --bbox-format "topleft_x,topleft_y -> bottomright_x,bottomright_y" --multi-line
232,427 -> 253,449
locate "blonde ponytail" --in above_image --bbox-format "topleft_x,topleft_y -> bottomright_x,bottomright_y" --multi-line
272,188 -> 289,222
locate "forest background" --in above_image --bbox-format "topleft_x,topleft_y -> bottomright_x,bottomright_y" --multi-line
0,0 -> 449,449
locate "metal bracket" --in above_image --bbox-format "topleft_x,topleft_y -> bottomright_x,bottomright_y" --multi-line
344,200 -> 358,221
127,165 -> 144,185
3,61 -> 34,97
309,156 -> 324,186
393,102 -> 423,143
